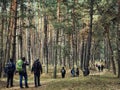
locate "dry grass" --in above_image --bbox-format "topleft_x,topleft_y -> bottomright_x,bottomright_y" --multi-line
1,69 -> 120,90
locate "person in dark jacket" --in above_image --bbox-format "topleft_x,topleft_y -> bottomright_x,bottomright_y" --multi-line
31,59 -> 42,87
83,67 -> 90,76
19,57 -> 29,88
61,67 -> 66,78
5,58 -> 15,88
71,67 -> 75,77
97,65 -> 101,72
101,64 -> 104,72
76,68 -> 79,77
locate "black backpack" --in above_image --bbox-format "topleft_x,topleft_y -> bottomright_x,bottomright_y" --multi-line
34,61 -> 40,70
61,69 -> 65,74
5,61 -> 13,73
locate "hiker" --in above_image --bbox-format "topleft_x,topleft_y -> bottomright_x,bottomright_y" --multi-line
101,64 -> 104,72
31,59 -> 42,87
61,67 -> 66,78
4,58 -> 15,88
83,67 -> 90,76
71,67 -> 75,77
97,65 -> 101,72
76,68 -> 79,77
16,57 -> 29,88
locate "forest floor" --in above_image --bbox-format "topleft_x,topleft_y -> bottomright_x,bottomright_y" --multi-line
0,69 -> 120,90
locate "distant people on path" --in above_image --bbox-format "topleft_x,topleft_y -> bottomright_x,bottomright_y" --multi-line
16,57 -> 29,88
61,67 -> 66,78
71,68 -> 75,77
96,64 -> 104,72
4,58 -> 15,88
76,68 -> 79,77
31,59 -> 43,87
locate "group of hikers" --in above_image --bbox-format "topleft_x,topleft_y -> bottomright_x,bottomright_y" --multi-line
60,66 -> 90,78
60,67 -> 80,78
4,57 -> 42,88
96,64 -> 104,72
4,56 -> 91,89
4,57 -> 80,88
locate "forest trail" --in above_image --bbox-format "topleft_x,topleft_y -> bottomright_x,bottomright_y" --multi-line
90,70 -> 106,76
0,79 -> 54,90
0,70 -> 106,90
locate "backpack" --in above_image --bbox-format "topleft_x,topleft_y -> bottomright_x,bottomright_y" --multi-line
83,68 -> 90,76
16,59 -> 23,72
61,69 -> 65,74
71,69 -> 75,77
34,61 -> 40,70
5,61 -> 13,73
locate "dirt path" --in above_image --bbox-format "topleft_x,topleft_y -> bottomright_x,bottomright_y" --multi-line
90,69 -> 106,75
0,81 -> 49,90
0,70 -> 106,90
0,78 -> 57,90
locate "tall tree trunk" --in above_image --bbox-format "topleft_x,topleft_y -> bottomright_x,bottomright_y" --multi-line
19,0 -> 24,58
104,36 -> 110,69
44,15 -> 48,74
0,0 -> 4,78
84,0 -> 94,70
117,0 -> 120,78
27,24 -> 31,67
27,0 -> 32,67
12,0 -> 18,61
67,35 -> 71,69
72,0 -> 78,68
104,25 -> 116,75
53,0 -> 60,78
80,36 -> 85,70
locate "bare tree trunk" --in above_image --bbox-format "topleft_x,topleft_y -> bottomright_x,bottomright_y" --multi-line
80,36 -> 85,70
104,36 -> 110,69
104,26 -> 116,75
67,35 -> 71,69
0,1 -> 4,78
117,0 -> 120,78
53,0 -> 60,78
27,0 -> 32,67
12,0 -> 18,61
85,0 -> 94,71
44,15 -> 48,74
27,25 -> 31,67
72,0 -> 78,68
19,0 -> 24,58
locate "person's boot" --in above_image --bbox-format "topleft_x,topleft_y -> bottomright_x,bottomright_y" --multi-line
6,85 -> 9,88
20,86 -> 24,88
20,84 -> 24,88
25,86 -> 29,88
25,84 -> 29,88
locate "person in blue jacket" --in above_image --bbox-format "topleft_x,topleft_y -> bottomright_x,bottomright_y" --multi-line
4,58 -> 15,88
71,67 -> 75,77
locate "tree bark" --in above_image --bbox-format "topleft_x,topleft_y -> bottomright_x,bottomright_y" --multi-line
0,0 -> 4,78
12,0 -> 18,61
44,14 -> 48,74
84,0 -> 94,70
117,0 -> 120,78
104,25 -> 116,75
80,36 -> 85,70
53,0 -> 60,78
